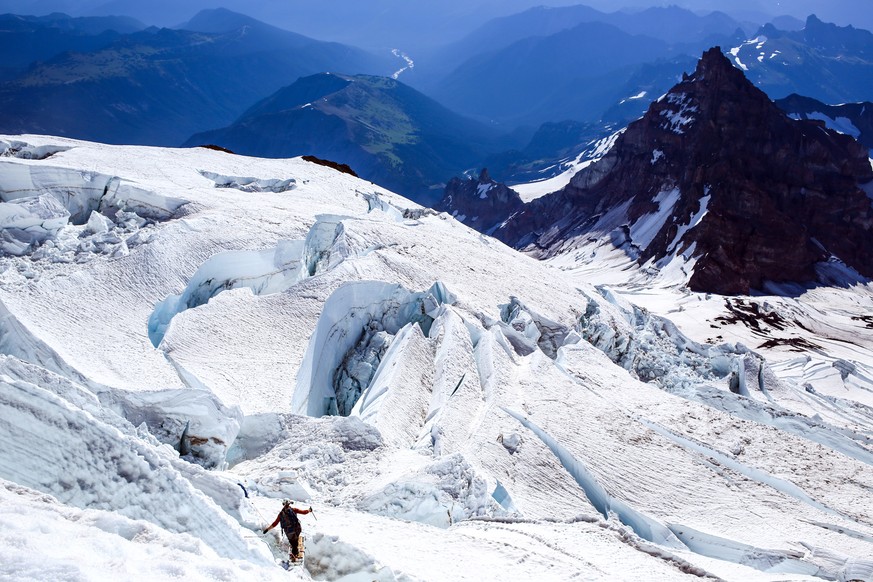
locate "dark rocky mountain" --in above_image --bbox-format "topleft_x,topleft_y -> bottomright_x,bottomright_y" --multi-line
730,15 -> 873,105
185,73 -> 504,206
0,9 -> 392,145
0,12 -> 144,80
776,93 -> 873,150
494,47 -> 873,295
435,169 -> 523,233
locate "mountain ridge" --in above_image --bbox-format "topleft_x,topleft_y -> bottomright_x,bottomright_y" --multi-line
494,47 -> 873,294
776,92 -> 873,150
186,73 -> 505,205
728,15 -> 873,104
0,9 -> 392,145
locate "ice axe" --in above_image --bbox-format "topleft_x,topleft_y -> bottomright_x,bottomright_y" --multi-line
309,506 -> 317,521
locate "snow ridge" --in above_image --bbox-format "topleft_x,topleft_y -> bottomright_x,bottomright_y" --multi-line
0,374 -> 268,563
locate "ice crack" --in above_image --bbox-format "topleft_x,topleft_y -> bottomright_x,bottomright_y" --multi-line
148,214 -> 355,347
502,406 -> 684,549
199,170 -> 296,193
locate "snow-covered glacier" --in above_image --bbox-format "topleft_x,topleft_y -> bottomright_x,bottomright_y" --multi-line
0,135 -> 872,582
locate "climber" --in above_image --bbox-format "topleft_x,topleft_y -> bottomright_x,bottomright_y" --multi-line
263,499 -> 312,561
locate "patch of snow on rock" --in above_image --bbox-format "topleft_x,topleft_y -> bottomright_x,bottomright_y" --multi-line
511,129 -> 625,203
620,91 -> 647,104
660,93 -> 698,134
629,188 -> 680,250
806,113 -> 862,139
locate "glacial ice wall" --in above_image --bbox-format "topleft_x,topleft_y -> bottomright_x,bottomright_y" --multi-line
200,170 -> 297,193
574,286 -> 764,396
292,280 -> 454,417
0,139 -> 71,160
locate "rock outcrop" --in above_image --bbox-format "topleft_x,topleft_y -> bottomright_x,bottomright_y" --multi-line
435,169 -> 523,234
496,47 -> 873,295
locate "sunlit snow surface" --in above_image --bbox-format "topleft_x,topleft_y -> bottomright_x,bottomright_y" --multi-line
1,135 -> 872,582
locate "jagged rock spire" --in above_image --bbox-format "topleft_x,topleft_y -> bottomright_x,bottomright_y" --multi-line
436,169 -> 523,235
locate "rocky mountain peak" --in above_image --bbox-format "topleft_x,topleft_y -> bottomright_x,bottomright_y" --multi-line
695,44 -> 738,77
495,47 -> 873,295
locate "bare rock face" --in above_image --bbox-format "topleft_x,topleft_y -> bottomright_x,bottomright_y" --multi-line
496,47 -> 873,295
435,168 -> 523,234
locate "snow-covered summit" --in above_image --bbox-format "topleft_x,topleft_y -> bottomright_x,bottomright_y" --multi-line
0,135 -> 872,581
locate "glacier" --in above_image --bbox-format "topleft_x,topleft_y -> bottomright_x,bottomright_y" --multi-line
0,135 -> 871,581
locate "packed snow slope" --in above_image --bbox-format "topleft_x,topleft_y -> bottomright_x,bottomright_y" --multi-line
0,135 -> 872,581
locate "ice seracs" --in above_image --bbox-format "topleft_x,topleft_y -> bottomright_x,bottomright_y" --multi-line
0,194 -> 69,255
0,155 -> 187,259
292,280 -> 452,418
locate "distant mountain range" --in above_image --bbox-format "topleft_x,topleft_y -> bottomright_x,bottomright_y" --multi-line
426,13 -> 873,199
420,6 -> 747,127
431,21 -> 676,126
729,15 -> 873,104
5,0 -> 559,49
181,11 -> 873,208
4,0 -> 873,51
423,11 -> 873,129
0,9 -> 393,145
0,12 -> 144,80
484,48 -> 873,294
425,4 -> 747,78
3,7 -> 873,213
185,73 -> 506,206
